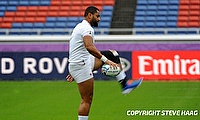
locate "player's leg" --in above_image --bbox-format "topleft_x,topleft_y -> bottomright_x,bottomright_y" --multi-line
68,59 -> 94,120
77,78 -> 94,120
95,50 -> 143,94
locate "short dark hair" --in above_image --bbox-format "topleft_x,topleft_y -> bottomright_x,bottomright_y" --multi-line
84,6 -> 99,17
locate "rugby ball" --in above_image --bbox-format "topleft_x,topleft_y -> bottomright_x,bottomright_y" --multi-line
101,64 -> 121,77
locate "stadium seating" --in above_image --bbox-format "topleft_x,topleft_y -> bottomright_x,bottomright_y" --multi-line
0,0 -> 115,35
134,0 -> 200,34
1,0 -> 200,35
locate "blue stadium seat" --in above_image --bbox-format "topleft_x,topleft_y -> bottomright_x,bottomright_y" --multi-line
158,0 -> 169,5
146,11 -> 157,16
99,22 -> 110,28
30,1 -> 40,6
40,1 -> 51,6
68,17 -> 79,22
137,0 -> 147,5
0,1 -> 8,6
0,6 -> 7,12
0,12 -> 4,17
168,5 -> 179,11
166,21 -> 177,28
158,5 -> 168,10
167,16 -> 177,21
147,5 -> 157,10
135,11 -> 146,16
156,22 -> 166,28
8,1 -> 18,6
135,16 -> 145,22
169,0 -> 179,5
148,0 -> 158,5
0,31 -> 6,35
101,16 -> 112,22
146,16 -> 156,21
101,11 -> 113,17
6,6 -> 17,11
134,22 -> 145,28
55,22 -> 67,28
19,1 -> 29,6
57,17 -> 68,22
46,17 -> 57,22
157,16 -> 167,21
157,11 -> 167,16
102,6 -> 113,11
12,23 -> 23,29
145,22 -> 155,28
33,23 -> 44,29
168,10 -> 178,16
136,5 -> 147,11
66,22 -> 77,28
23,23 -> 33,29
45,22 -> 55,28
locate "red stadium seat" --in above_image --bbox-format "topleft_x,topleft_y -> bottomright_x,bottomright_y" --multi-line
179,5 -> 189,10
37,11 -> 48,17
35,17 -> 46,22
27,6 -> 38,11
61,1 -> 71,6
49,6 -> 60,11
4,12 -> 15,17
189,16 -> 199,21
188,21 -> 199,27
17,6 -> 28,11
26,11 -> 37,17
69,11 -> 81,16
190,5 -> 200,10
15,11 -> 26,17
189,10 -> 200,16
60,6 -> 70,11
72,1 -> 82,5
178,10 -> 189,16
3,17 -> 13,22
83,0 -> 93,6
179,0 -> 190,5
48,11 -> 59,17
103,0 -> 115,5
24,17 -> 35,22
38,6 -> 49,11
1,22 -> 12,28
51,0 -> 62,6
71,6 -> 81,11
178,16 -> 188,21
190,0 -> 200,5
14,17 -> 25,22
58,11 -> 69,17
94,0 -> 103,5
177,21 -> 188,27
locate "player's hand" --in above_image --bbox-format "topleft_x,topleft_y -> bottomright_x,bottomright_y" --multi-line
66,74 -> 74,82
104,59 -> 119,69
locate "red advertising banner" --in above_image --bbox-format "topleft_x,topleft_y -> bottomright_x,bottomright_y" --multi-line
132,51 -> 200,80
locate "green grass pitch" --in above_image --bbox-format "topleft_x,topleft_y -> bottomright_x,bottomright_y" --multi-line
0,81 -> 199,120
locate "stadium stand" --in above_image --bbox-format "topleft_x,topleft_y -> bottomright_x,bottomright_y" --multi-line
0,0 -> 200,35
134,0 -> 200,34
0,0 -> 115,35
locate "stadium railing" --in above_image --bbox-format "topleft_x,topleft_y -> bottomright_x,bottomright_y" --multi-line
0,28 -> 200,36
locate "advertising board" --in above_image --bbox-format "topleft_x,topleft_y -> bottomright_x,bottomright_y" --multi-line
0,52 -> 132,80
132,51 -> 200,80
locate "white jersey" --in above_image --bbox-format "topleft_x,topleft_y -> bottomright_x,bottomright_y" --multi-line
69,20 -> 94,63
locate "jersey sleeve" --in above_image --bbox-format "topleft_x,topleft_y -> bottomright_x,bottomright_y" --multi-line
81,26 -> 94,38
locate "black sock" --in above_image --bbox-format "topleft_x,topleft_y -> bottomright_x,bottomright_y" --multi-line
119,77 -> 127,88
